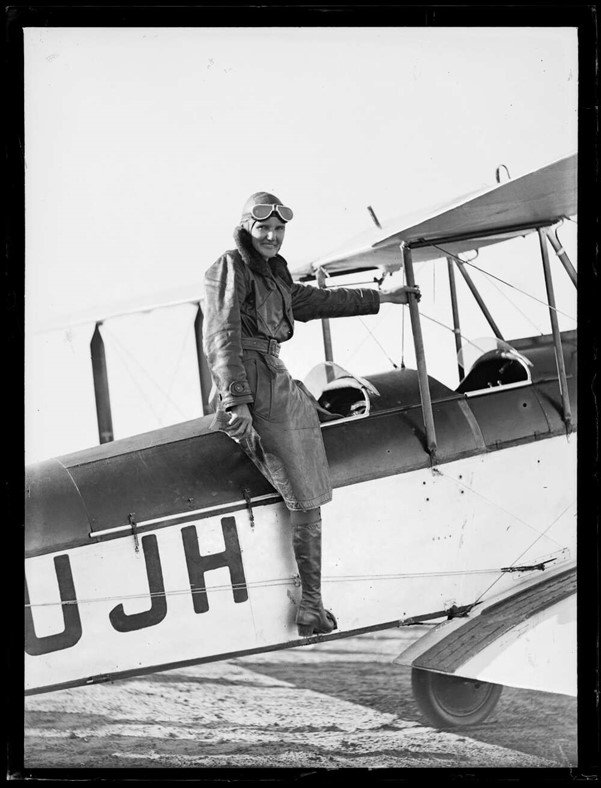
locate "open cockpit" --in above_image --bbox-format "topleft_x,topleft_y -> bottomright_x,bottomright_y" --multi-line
455,338 -> 532,395
303,337 -> 537,424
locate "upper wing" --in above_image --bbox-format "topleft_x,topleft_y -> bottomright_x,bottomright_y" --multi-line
33,283 -> 206,334
292,153 -> 577,281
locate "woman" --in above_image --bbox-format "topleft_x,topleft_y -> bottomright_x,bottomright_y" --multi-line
203,192 -> 420,637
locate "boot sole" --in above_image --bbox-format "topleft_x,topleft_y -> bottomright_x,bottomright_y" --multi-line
297,624 -> 337,637
297,611 -> 338,637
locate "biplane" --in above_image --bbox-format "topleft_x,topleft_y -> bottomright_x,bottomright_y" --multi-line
25,153 -> 577,728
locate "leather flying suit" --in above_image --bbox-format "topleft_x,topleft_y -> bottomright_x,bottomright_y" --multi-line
203,226 -> 380,510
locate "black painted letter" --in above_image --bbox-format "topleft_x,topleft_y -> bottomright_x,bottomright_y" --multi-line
109,534 -> 167,632
25,554 -> 82,656
182,516 -> 248,614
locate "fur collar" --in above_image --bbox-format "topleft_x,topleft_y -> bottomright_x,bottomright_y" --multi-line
233,226 -> 292,284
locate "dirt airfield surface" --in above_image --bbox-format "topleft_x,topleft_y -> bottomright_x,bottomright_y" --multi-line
24,627 -> 577,770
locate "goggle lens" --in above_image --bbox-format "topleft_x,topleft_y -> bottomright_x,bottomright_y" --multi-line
251,204 -> 294,222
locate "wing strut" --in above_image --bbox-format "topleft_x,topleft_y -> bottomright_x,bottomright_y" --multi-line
545,226 -> 578,288
453,258 -> 504,341
91,323 -> 114,444
446,258 -> 464,381
316,267 -> 335,381
194,303 -> 215,415
402,243 -> 438,461
538,229 -> 573,434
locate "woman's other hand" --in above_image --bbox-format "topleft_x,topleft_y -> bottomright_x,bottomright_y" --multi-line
379,284 -> 421,305
227,403 -> 253,440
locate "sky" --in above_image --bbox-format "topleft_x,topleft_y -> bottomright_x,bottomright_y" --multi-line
24,26 -> 578,463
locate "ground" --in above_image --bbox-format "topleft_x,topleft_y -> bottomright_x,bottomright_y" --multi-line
24,627 -> 577,770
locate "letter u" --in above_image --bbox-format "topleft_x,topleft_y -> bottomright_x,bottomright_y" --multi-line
25,554 -> 82,656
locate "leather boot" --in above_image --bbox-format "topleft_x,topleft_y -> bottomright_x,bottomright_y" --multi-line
292,517 -> 337,637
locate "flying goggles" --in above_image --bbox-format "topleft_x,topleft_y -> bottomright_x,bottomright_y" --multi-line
250,204 -> 294,222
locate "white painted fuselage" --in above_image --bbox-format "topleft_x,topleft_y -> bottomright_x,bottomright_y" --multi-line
25,434 -> 576,694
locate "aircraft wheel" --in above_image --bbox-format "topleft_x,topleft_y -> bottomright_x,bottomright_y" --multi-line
411,668 -> 503,728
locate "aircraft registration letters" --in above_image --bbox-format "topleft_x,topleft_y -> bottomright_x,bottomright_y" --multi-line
25,508 -> 282,693
26,515 -> 249,655
25,437 -> 575,695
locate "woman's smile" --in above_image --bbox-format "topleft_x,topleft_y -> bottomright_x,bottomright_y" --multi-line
250,216 -> 286,259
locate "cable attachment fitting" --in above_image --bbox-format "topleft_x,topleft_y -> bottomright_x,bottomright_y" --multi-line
242,488 -> 255,529
128,513 -> 139,553
446,603 -> 475,620
500,558 -> 557,573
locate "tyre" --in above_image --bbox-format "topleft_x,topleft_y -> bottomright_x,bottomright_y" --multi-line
411,668 -> 503,728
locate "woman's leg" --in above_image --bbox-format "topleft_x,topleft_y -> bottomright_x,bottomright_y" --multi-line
290,506 -> 337,637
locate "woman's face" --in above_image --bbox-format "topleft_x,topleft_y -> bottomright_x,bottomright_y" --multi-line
250,215 -> 286,260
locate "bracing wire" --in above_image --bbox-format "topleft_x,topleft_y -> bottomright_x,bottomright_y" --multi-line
479,270 -> 546,336
432,244 -> 576,322
427,467 -> 575,605
104,330 -> 165,423
26,476 -> 574,611
418,310 -> 493,356
104,326 -> 187,420
344,257 -> 542,373
25,566 -> 521,609
357,316 -> 399,369
434,468 -> 567,549
343,311 -> 388,364
157,326 -> 193,422
350,304 -> 507,373
324,276 -> 399,369
471,500 -> 576,605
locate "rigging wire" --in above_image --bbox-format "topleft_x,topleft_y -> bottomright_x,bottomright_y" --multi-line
432,244 -> 576,322
104,326 -> 187,420
103,329 -> 165,424
433,468 -> 567,549
25,566 -> 520,608
27,469 -> 574,610
343,311 -> 388,364
477,269 -> 546,336
471,500 -> 576,605
349,307 -> 509,375
158,324 -> 193,422
347,274 -> 497,371
357,316 -> 399,369
326,276 -> 399,370
418,311 -> 492,356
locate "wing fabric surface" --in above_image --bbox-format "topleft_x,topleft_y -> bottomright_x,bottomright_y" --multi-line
292,154 -> 577,280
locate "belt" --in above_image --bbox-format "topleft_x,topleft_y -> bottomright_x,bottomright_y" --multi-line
241,337 -> 281,357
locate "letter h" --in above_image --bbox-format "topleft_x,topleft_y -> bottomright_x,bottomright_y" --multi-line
181,516 -> 248,614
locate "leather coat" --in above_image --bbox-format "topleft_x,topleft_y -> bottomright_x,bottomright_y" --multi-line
203,226 -> 380,510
